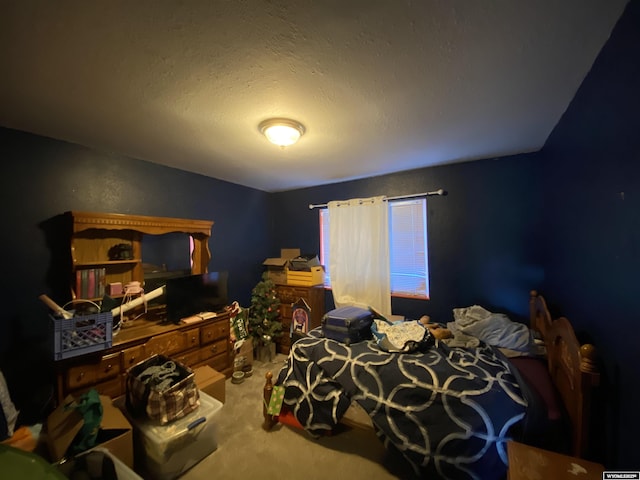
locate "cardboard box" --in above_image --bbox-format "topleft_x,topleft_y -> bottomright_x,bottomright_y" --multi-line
287,265 -> 325,286
263,248 -> 300,284
46,394 -> 133,468
194,366 -> 226,404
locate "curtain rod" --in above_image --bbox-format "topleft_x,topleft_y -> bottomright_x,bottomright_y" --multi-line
308,189 -> 447,210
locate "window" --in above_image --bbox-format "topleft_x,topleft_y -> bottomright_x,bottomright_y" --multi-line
319,198 -> 429,299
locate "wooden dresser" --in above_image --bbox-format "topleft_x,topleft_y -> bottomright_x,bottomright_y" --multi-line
274,284 -> 325,354
51,210 -> 229,404
54,312 -> 231,404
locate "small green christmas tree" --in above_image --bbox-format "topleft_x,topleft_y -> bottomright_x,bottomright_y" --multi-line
247,272 -> 282,346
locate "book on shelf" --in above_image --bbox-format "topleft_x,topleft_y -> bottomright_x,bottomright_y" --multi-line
75,267 -> 107,300
75,270 -> 82,300
87,269 -> 95,300
81,269 -> 89,299
97,267 -> 106,297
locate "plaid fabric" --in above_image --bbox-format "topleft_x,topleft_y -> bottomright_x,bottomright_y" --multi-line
146,377 -> 199,424
126,354 -> 200,425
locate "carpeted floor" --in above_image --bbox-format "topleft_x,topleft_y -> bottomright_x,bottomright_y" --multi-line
180,354 -> 415,480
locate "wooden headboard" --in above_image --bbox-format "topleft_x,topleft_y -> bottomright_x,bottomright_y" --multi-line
529,290 -> 600,459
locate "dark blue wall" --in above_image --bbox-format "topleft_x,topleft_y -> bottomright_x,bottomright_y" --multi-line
272,153 -> 544,323
541,0 -> 639,470
0,128 -> 271,417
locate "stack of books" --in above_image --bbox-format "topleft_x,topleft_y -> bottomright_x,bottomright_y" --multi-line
75,267 -> 106,299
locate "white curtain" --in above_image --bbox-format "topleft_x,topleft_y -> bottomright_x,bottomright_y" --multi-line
328,196 -> 391,315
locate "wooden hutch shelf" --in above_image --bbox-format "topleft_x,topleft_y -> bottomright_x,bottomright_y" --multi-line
68,211 -> 213,300
53,211 -> 232,404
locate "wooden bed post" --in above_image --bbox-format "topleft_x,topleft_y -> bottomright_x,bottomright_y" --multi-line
263,371 -> 277,430
530,290 -> 601,460
530,290 -> 552,337
576,343 -> 600,458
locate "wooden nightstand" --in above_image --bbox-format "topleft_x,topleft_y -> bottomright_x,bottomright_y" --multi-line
507,441 -> 604,480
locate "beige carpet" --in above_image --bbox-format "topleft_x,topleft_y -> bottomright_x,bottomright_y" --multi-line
181,354 -> 416,480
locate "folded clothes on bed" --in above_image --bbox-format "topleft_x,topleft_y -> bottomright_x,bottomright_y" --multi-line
371,319 -> 432,353
440,330 -> 480,348
449,305 -> 535,353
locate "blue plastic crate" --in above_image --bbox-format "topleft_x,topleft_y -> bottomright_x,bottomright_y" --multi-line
52,312 -> 113,360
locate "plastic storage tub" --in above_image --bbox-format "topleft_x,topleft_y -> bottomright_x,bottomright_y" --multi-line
122,390 -> 223,480
56,448 -> 143,480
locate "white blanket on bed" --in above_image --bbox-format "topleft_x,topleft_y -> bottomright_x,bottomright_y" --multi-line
447,305 -> 534,353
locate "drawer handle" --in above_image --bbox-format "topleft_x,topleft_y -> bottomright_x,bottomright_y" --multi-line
104,364 -> 112,372
211,345 -> 217,353
129,356 -> 136,364
77,372 -> 85,381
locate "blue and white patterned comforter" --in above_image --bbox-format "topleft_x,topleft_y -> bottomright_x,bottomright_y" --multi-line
276,328 -> 531,479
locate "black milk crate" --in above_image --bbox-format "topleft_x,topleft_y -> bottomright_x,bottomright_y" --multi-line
52,312 -> 113,360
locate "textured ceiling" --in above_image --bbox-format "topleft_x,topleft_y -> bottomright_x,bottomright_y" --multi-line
0,1 -> 629,192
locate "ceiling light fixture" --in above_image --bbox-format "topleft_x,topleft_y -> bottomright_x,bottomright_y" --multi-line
259,118 -> 305,147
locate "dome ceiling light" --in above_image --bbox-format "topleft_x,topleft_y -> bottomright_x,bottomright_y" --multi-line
259,118 -> 305,147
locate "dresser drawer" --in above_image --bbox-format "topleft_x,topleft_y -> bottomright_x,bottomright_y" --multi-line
144,331 -> 186,357
96,353 -> 121,382
276,285 -> 311,304
199,338 -> 228,361
122,345 -> 145,371
66,364 -> 97,390
173,349 -> 202,367
66,352 -> 121,391
69,375 -> 124,399
201,320 -> 229,344
181,328 -> 200,350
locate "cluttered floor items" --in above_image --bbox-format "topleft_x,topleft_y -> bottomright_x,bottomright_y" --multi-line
230,338 -> 255,384
1,351 -> 226,480
120,354 -> 224,480
12,293 -> 272,478
117,389 -> 222,480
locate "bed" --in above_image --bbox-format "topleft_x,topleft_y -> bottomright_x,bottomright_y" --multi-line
261,291 -> 600,479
